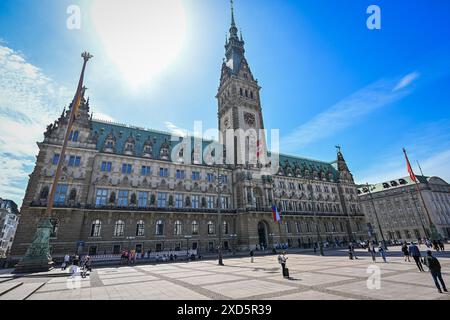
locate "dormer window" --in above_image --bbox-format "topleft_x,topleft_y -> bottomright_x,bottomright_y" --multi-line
390,181 -> 398,187
124,134 -> 135,155
399,179 -> 407,185
103,131 -> 116,153
160,141 -> 170,160
143,145 -> 153,158
382,183 -> 390,189
142,136 -> 154,158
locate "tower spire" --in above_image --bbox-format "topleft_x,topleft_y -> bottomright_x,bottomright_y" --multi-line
229,0 -> 238,37
231,0 -> 235,27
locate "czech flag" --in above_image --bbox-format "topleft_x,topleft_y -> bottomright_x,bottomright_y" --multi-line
272,205 -> 281,223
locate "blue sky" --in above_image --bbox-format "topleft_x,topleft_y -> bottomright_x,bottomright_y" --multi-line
1,0 -> 450,206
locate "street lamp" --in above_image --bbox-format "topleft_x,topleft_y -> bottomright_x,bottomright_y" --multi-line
229,234 -> 237,255
184,235 -> 192,255
211,165 -> 225,266
268,233 -> 276,252
366,183 -> 387,249
126,236 -> 136,251
308,182 -> 324,256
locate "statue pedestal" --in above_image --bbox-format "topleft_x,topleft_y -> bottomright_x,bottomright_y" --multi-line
14,218 -> 54,274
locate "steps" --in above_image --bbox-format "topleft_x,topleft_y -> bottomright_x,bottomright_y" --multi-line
0,282 -> 45,300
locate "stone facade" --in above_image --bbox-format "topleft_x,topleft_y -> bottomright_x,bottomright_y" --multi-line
0,198 -> 19,258
358,176 -> 450,242
10,6 -> 367,260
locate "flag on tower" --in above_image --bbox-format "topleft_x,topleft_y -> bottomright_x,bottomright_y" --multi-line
403,148 -> 417,182
272,205 -> 281,223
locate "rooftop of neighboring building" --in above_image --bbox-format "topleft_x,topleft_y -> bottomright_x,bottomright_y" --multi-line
0,198 -> 19,215
357,176 -> 450,195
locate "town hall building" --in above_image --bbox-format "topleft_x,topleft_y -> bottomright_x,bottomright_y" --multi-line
10,5 -> 367,260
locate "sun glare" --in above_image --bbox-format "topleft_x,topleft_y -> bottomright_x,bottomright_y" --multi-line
90,0 -> 187,89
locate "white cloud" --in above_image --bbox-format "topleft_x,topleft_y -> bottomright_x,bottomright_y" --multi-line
393,71 -> 420,92
0,45 -> 72,206
281,72 -> 419,152
164,121 -> 188,137
93,111 -> 115,122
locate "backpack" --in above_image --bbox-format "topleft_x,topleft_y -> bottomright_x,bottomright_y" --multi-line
278,255 -> 282,264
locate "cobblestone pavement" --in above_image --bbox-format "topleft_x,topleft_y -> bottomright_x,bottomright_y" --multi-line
1,246 -> 449,300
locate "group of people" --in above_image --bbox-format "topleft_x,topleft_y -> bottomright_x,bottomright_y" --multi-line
120,250 -> 138,265
365,242 -> 388,263
401,241 -> 447,293
423,239 -> 445,251
62,253 -> 92,278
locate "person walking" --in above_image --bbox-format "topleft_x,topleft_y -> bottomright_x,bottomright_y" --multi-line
409,242 -> 425,272
423,250 -> 448,293
432,240 -> 440,251
402,242 -> 411,262
62,253 -> 70,270
280,251 -> 288,278
368,244 -> 376,263
250,249 -> 255,263
84,255 -> 92,272
438,240 -> 445,251
70,254 -> 80,278
350,243 -> 358,259
378,245 -> 387,263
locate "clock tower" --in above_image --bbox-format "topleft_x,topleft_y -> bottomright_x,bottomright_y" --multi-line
217,0 -> 266,166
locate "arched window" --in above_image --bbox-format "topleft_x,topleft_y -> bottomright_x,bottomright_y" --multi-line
114,220 -> 125,237
240,88 -> 243,96
156,220 -> 164,235
174,220 -> 182,235
91,220 -> 102,237
69,188 -> 77,201
245,89 -> 248,97
250,91 -> 254,99
39,186 -> 49,200
223,221 -> 229,235
136,220 -> 145,236
191,221 -> 199,235
207,221 -> 215,235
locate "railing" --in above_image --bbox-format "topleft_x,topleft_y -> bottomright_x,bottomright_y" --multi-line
89,250 -> 198,263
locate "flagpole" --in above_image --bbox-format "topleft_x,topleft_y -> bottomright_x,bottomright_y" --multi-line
46,52 -> 93,218
14,52 -> 93,273
403,148 -> 441,241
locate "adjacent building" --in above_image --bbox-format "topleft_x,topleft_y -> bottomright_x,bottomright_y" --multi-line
10,5 -> 367,261
358,176 -> 450,242
0,198 -> 20,258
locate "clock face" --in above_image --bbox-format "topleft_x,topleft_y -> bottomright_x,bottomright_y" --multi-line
244,112 -> 256,126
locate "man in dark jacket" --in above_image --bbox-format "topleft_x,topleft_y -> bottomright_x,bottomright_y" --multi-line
409,242 -> 424,272
424,250 -> 448,293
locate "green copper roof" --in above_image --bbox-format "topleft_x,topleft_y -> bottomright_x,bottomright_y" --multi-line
91,119 -> 338,180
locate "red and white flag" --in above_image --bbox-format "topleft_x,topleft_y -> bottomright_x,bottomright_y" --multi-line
403,148 -> 417,182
